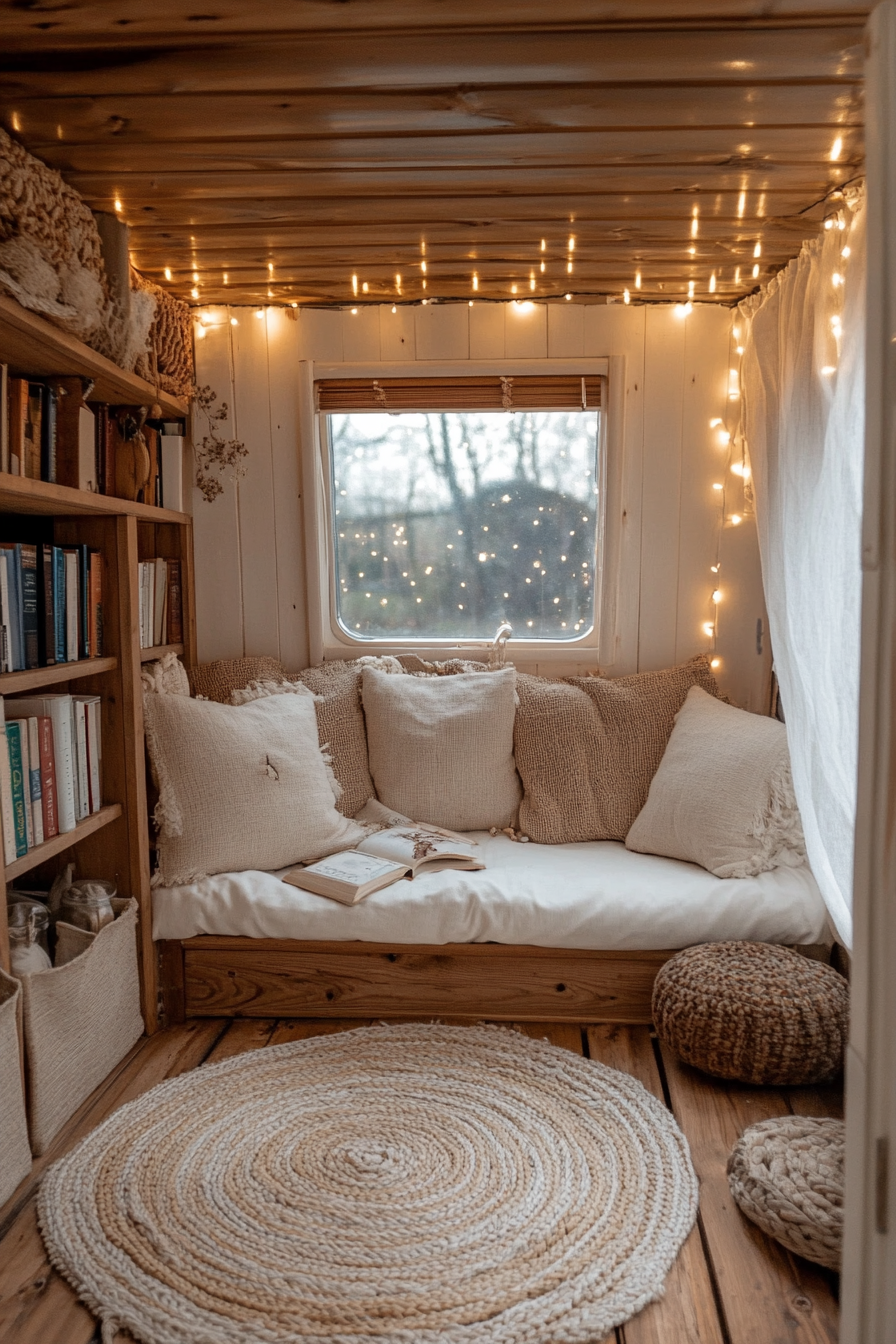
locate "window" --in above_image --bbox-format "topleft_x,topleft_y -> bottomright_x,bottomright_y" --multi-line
319,376 -> 603,644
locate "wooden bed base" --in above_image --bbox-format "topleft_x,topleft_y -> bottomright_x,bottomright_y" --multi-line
158,938 -> 675,1026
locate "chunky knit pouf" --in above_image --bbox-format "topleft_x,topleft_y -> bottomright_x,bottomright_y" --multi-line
727,1116 -> 844,1269
652,942 -> 848,1085
38,1022 -> 699,1344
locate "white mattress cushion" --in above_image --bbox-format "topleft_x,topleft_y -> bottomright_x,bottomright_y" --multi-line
152,832 -> 829,950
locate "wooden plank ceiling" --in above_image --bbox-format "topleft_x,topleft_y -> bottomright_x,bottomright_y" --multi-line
0,2 -> 867,309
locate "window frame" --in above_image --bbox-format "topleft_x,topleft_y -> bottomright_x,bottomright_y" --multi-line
300,357 -> 624,666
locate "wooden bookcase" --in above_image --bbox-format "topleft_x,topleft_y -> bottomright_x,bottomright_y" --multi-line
0,296 -> 196,1035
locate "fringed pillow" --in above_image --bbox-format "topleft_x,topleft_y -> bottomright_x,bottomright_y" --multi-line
144,689 -> 364,887
625,686 -> 806,877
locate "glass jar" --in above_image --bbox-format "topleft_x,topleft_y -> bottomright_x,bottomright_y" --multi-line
6,893 -> 51,954
8,903 -> 52,976
60,880 -> 116,934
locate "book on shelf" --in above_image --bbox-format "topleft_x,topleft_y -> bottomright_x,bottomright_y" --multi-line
1,691 -> 103,856
139,556 -> 182,649
0,701 -> 16,866
0,539 -> 103,672
8,694 -> 77,834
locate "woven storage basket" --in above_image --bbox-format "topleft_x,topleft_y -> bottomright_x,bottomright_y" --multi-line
728,1116 -> 844,1270
0,968 -> 31,1203
21,899 -> 144,1155
652,941 -> 848,1085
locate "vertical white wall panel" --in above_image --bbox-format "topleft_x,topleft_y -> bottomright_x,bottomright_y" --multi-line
637,306 -> 686,670
265,309 -> 310,671
297,308 -> 343,363
504,302 -> 548,359
674,306 -> 731,668
380,304 -> 416,360
584,305 -> 645,675
191,307 -> 245,662
469,303 -> 505,359
415,304 -> 470,360
342,305 -> 381,362
231,310 -> 281,659
547,303 -> 585,358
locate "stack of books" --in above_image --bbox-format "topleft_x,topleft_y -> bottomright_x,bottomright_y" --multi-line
0,542 -> 103,672
0,692 -> 103,865
138,558 -> 183,649
1,365 -> 185,509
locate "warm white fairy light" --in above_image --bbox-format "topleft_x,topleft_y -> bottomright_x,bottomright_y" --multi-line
472,273 -> 479,291
352,274 -> 358,295
191,286 -> 199,299
737,191 -> 746,218
395,274 -> 402,293
540,239 -> 546,251
565,293 -> 572,300
710,417 -> 722,428
830,136 -> 843,161
164,267 -> 172,281
567,260 -> 573,273
753,242 -> 762,258
842,245 -> 851,258
635,271 -> 642,289
530,272 -> 536,290
688,280 -> 695,299
421,261 -> 427,273
392,304 -> 397,313
362,282 -> 369,292
709,272 -> 717,293
540,260 -> 546,273
568,236 -> 575,251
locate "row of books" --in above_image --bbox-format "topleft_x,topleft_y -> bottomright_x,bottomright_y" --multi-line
0,542 -> 103,673
0,364 -> 184,510
0,693 -> 103,865
139,558 -> 183,650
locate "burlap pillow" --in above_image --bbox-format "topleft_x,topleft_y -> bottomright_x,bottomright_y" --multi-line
515,656 -> 721,844
289,657 -> 406,817
361,665 -> 522,831
188,656 -> 287,703
626,687 -> 806,877
144,690 -> 365,885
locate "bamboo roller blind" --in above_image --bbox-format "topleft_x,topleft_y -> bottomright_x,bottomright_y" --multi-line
316,375 -> 602,413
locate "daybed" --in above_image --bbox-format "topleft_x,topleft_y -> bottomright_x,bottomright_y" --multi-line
148,654 -> 829,1026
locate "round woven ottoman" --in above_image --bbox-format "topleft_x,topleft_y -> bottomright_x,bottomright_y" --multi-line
727,1116 -> 844,1269
652,942 -> 848,1085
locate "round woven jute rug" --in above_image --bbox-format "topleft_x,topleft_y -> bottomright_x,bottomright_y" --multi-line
38,1022 -> 698,1344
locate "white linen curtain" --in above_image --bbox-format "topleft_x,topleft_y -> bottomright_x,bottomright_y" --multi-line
738,189 -> 865,948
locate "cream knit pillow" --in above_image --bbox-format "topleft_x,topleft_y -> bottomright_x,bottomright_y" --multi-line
625,686 -> 806,878
361,666 -> 522,831
144,690 -> 365,886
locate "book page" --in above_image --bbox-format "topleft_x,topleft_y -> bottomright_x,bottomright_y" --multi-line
303,851 -> 407,885
359,828 -> 476,869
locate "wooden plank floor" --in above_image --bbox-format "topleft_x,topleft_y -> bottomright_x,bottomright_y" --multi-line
0,1019 -> 842,1344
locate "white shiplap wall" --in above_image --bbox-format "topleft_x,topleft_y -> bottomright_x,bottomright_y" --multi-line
192,301 -> 770,711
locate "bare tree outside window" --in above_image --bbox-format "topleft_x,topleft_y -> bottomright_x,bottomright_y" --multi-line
328,409 -> 600,640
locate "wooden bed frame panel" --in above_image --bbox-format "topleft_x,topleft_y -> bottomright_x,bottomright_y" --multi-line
159,938 -> 674,1025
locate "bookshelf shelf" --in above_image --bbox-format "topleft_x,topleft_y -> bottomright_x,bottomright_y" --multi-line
0,289 -> 197,1035
5,803 -> 123,883
0,658 -> 118,695
140,644 -> 185,663
0,294 -> 188,417
0,473 -> 190,525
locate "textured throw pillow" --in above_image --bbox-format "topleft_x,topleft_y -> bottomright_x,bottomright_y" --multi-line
361,665 -> 522,831
140,651 -> 190,698
144,690 -> 365,885
515,656 -> 721,844
290,657 -> 405,817
188,656 -> 287,703
625,686 -> 806,877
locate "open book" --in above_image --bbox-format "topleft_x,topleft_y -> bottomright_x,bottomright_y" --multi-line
282,804 -> 483,905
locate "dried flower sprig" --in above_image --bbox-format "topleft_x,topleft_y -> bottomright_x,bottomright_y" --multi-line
191,383 -> 249,503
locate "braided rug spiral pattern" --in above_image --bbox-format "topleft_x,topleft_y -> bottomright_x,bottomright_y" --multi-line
652,941 -> 848,1085
727,1116 -> 844,1270
38,1022 -> 697,1344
